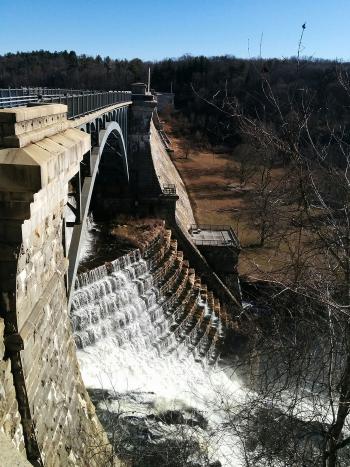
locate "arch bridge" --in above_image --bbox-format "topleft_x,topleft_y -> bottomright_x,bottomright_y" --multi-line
0,86 -> 158,466
0,90 -> 133,294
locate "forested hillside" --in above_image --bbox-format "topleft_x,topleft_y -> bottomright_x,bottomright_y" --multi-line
0,50 -> 150,90
1,51 -> 349,147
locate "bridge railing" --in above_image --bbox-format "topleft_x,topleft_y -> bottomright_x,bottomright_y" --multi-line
0,87 -> 86,98
0,87 -> 88,107
0,88 -> 132,119
0,95 -> 45,108
53,91 -> 131,119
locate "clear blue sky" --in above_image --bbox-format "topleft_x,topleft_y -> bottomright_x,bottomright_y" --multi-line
0,0 -> 348,61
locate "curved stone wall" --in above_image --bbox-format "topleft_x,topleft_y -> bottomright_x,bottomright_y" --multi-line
149,120 -> 195,230
149,120 -> 241,316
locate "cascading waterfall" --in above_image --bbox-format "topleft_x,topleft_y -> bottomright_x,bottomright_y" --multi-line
71,248 -> 244,466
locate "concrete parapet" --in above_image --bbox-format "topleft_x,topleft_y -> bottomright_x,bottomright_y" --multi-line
0,104 -> 67,124
0,105 -> 68,148
0,102 -> 132,148
150,120 -> 195,229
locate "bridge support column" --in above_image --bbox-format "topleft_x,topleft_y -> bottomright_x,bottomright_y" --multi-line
128,83 -> 158,199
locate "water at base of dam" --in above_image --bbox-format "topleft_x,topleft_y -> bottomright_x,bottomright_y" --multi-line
71,222 -> 244,466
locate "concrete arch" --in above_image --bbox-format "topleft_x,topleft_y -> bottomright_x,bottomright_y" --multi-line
98,121 -> 129,182
67,120 -> 129,304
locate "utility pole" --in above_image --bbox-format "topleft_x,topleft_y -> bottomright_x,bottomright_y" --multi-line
148,67 -> 151,93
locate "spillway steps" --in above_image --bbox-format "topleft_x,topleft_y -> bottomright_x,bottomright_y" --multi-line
147,230 -> 172,260
71,225 -> 230,363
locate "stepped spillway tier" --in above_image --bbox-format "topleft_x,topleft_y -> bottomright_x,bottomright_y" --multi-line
70,228 -> 232,364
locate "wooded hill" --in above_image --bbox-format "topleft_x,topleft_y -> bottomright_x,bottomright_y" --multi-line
1,50 -> 349,147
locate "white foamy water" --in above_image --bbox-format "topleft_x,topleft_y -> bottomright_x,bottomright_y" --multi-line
78,214 -> 98,262
71,250 -> 244,466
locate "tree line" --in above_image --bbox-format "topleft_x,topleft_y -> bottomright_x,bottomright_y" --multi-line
1,50 -> 349,147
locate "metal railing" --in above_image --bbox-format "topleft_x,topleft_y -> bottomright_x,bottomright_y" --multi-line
0,88 -> 132,119
50,91 -> 131,119
189,238 -> 238,247
0,87 -> 85,98
162,184 -> 176,195
0,94 -> 45,108
0,87 -> 87,108
190,223 -> 232,231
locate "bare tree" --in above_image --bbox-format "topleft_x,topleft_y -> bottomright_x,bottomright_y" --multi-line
247,164 -> 285,247
193,60 -> 350,466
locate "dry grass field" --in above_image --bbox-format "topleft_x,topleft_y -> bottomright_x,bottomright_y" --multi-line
164,119 -> 318,282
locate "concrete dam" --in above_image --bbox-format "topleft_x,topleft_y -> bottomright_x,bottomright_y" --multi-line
0,85 -> 242,466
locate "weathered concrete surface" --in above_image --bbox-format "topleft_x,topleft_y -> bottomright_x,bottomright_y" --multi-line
128,90 -> 160,196
150,120 -> 195,230
0,104 -> 67,123
0,128 -> 90,335
0,105 -> 68,148
0,319 -> 26,459
0,102 -> 131,148
0,105 -> 114,465
0,431 -> 31,467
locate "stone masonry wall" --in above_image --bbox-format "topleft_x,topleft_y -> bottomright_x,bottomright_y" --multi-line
149,120 -> 195,230
0,318 -> 26,455
0,105 -> 114,466
17,207 -> 111,466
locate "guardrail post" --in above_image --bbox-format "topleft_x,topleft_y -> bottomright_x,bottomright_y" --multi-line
72,95 -> 75,118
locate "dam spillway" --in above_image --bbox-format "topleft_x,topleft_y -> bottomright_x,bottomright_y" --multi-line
0,91 -> 243,466
70,227 -> 243,466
